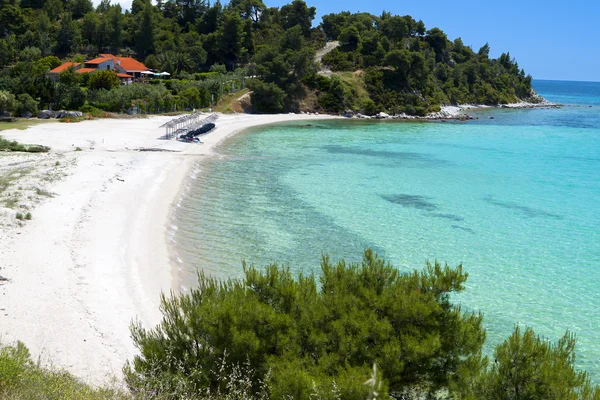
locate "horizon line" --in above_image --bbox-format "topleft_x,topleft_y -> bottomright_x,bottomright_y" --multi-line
534,78 -> 600,84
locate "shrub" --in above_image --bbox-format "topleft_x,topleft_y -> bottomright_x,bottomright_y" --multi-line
0,90 -> 16,115
463,327 -> 600,399
248,80 -> 287,113
0,341 -> 30,391
88,70 -> 120,91
80,104 -> 105,117
56,83 -> 86,110
24,212 -> 31,220
360,98 -> 377,115
321,48 -> 355,71
125,250 -> 485,398
194,72 -> 220,81
0,138 -> 49,152
15,93 -> 38,116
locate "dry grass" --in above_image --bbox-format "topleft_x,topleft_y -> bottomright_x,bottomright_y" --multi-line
212,89 -> 251,113
0,153 -> 72,226
335,70 -> 371,107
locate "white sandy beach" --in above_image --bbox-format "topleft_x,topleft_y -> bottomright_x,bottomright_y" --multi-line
0,112 -> 337,384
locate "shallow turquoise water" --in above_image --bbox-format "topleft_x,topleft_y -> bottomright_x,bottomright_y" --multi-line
173,80 -> 600,378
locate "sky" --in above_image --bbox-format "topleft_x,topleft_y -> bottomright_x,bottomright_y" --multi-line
97,0 -> 599,82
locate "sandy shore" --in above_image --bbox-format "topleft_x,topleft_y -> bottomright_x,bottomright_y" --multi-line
0,112 -> 337,384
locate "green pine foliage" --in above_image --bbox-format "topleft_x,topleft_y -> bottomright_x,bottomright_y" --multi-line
0,0 -> 535,115
319,12 -> 537,114
0,251 -> 598,398
459,326 -> 600,400
125,250 -> 485,398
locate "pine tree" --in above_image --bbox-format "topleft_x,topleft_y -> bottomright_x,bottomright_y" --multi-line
135,0 -> 154,58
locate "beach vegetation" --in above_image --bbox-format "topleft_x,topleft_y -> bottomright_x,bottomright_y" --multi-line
0,252 -> 597,398
14,93 -> 39,117
3,192 -> 19,208
125,250 -> 485,398
0,0 -> 535,116
88,70 -> 120,91
35,187 -> 54,197
0,137 -> 50,152
459,327 -> 600,400
0,167 -> 33,196
124,251 -> 600,399
0,341 -> 129,399
0,90 -> 16,115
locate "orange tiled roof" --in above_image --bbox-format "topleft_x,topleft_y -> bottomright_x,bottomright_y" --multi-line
76,68 -> 98,74
85,57 -> 111,64
97,53 -> 147,71
49,62 -> 80,73
115,57 -> 147,72
117,73 -> 134,78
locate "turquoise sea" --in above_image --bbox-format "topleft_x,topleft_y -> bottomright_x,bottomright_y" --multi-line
172,80 -> 600,378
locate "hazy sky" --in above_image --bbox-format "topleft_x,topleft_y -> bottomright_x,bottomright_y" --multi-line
98,0 -> 598,82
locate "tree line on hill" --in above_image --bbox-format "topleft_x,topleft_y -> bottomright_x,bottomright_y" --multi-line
0,0 -> 536,116
1,251 -> 599,399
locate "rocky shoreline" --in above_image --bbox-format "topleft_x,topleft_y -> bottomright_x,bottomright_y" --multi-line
333,99 -> 561,121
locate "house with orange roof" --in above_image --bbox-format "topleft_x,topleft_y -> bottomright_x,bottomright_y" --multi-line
98,54 -> 148,78
48,54 -> 148,85
48,62 -> 81,81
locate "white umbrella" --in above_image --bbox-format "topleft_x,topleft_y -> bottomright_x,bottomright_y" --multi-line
160,71 -> 171,76
140,71 -> 154,75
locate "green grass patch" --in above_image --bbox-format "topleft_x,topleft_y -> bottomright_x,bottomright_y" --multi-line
0,168 -> 33,196
0,341 -> 130,400
212,88 -> 250,113
35,187 -> 54,197
59,117 -> 85,123
335,71 -> 371,109
3,193 -> 19,209
0,137 -> 50,153
0,119 -> 48,132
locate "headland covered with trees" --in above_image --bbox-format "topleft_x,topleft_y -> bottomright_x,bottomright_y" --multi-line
0,0 -> 539,117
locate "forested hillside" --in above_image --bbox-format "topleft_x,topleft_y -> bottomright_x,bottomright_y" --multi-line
0,0 -> 536,116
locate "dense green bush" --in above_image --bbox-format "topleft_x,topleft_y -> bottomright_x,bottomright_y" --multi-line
0,250 -> 598,399
317,75 -> 351,113
14,93 -> 38,116
459,327 -> 600,400
88,70 -> 120,91
248,79 -> 287,113
0,90 -> 16,114
0,137 -> 49,153
125,250 -> 485,398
